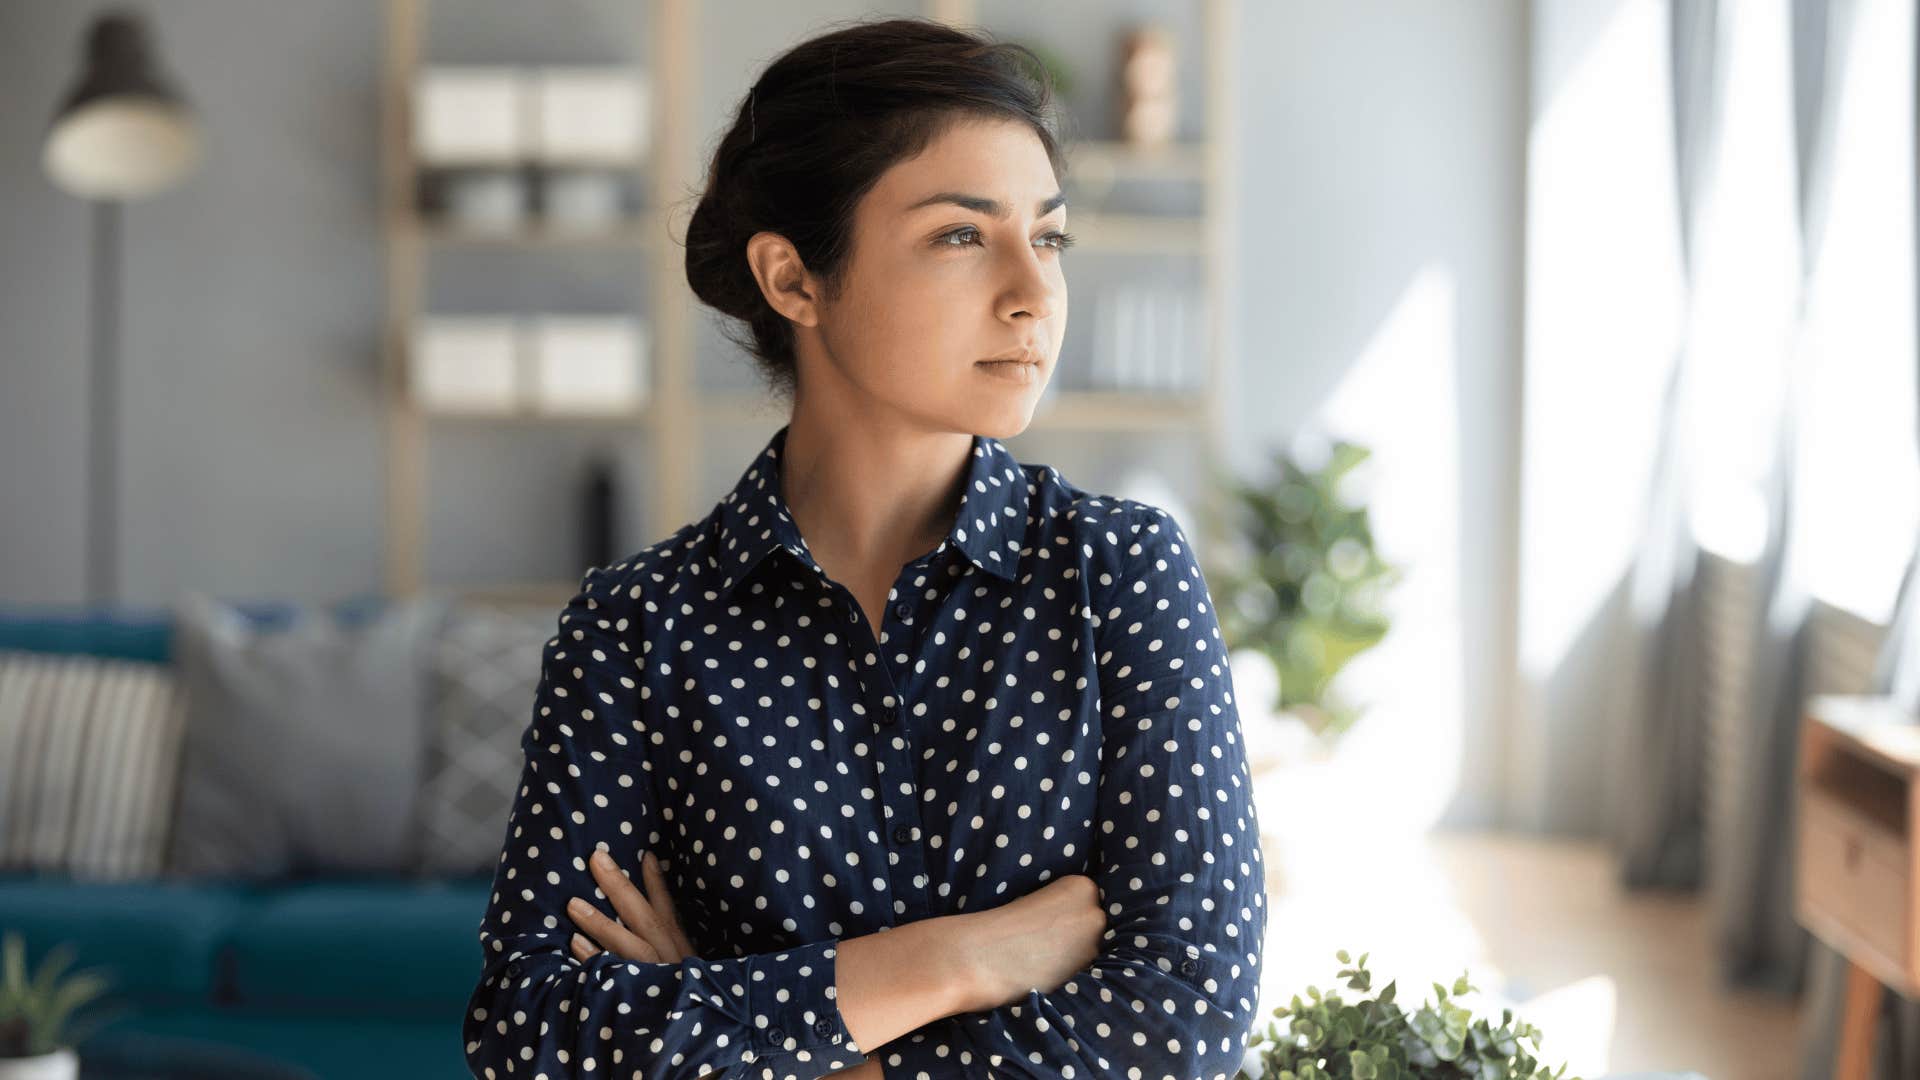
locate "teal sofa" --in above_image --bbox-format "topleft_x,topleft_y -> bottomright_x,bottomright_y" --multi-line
0,604 -> 490,1080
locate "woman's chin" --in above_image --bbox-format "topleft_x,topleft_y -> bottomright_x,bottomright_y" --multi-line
959,393 -> 1042,440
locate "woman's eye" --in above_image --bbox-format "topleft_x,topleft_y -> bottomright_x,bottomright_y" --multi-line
936,227 -> 1078,252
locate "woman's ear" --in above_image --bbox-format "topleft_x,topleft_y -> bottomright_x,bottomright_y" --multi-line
745,230 -> 822,327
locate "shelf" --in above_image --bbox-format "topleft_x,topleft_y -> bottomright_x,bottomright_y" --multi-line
427,580 -> 583,606
698,388 -> 1209,431
412,402 -> 654,425
1066,139 -> 1208,182
415,154 -> 647,170
1070,210 -> 1208,255
411,189 -> 1205,260
1033,389 -> 1211,430
417,217 -> 655,249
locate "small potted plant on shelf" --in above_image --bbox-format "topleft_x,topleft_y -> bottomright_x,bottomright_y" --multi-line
1207,437 -> 1401,750
0,931 -> 124,1080
1237,949 -> 1580,1080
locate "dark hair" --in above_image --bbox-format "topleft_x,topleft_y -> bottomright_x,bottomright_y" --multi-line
681,17 -> 1070,401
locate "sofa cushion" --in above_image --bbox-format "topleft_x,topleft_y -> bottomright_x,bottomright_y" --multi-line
0,872 -> 251,1003
418,599 -> 556,877
222,875 -> 491,1015
0,651 -> 189,880
165,592 -> 450,879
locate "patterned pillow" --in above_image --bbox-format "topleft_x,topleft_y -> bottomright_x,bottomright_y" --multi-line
0,651 -> 188,880
416,600 -> 559,877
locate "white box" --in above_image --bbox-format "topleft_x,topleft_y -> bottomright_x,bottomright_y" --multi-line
529,67 -> 650,163
414,67 -> 525,164
412,316 -> 521,413
529,315 -> 647,414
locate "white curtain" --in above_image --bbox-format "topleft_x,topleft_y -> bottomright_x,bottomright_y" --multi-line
1557,0 -> 1920,1071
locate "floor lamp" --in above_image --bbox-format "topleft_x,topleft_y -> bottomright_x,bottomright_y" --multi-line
40,9 -> 201,606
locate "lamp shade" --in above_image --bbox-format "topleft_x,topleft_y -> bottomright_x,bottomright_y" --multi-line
42,10 -> 201,200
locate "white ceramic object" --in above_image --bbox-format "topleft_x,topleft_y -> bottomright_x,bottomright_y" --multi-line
415,66 -> 525,164
528,316 -> 647,415
412,316 -> 521,414
0,1047 -> 79,1080
530,67 -> 649,163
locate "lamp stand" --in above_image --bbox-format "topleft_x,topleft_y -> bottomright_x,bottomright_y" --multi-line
87,198 -> 121,606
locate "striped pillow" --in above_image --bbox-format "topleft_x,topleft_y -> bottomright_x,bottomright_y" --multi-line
0,650 -> 188,880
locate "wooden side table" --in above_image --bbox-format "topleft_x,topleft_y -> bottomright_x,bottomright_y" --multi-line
1793,694 -> 1920,1080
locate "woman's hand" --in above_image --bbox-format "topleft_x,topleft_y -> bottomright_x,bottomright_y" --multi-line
567,848 -> 698,964
957,872 -> 1106,1012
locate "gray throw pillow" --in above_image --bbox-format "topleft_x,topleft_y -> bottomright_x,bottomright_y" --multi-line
416,600 -> 558,877
163,591 -> 450,880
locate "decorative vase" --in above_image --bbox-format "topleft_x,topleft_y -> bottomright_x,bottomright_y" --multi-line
0,1047 -> 80,1080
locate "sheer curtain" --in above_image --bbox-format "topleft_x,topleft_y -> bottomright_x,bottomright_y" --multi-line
1611,0 -> 1723,893
1595,0 -> 1920,1071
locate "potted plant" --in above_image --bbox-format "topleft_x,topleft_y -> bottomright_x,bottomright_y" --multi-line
1237,950 -> 1580,1080
0,931 -> 124,1080
1207,438 -> 1401,745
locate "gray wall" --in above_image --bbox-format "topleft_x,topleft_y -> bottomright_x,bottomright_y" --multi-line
0,2 -> 1528,827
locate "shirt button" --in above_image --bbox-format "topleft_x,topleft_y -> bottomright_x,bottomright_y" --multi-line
768,1026 -> 785,1044
1179,958 -> 1199,977
505,962 -> 522,979
813,1018 -> 835,1038
877,707 -> 896,727
892,824 -> 913,844
893,601 -> 911,620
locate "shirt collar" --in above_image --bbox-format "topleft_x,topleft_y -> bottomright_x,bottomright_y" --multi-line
708,423 -> 1031,597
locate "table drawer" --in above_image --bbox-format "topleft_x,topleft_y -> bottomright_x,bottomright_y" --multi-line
1798,787 -> 1909,974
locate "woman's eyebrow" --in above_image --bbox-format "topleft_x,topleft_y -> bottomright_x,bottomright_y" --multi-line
904,191 -> 1068,219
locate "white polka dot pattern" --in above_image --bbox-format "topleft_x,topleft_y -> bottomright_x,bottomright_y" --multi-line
461,423 -> 1267,1080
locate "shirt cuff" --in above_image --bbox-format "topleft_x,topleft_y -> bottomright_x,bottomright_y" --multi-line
749,938 -> 863,1061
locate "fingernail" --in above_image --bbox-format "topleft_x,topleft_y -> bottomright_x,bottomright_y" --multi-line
590,851 -> 607,870
568,897 -> 587,917
572,932 -> 594,954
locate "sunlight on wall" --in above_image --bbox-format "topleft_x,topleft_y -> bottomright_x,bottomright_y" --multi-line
1786,0 -> 1919,626
1304,262 -> 1464,838
1519,0 -> 1682,682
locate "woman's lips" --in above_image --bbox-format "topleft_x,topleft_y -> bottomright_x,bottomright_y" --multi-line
975,359 -> 1040,383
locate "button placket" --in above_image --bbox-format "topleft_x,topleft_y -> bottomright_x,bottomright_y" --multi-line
846,572 -> 940,922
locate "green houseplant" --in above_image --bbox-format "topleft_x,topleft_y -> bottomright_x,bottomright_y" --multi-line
1208,438 -> 1401,742
0,930 -> 125,1079
1237,950 -> 1581,1080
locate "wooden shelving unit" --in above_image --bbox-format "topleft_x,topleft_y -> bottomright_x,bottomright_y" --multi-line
381,0 -> 1237,603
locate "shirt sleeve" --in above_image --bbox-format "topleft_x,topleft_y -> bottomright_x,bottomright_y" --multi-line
882,505 -> 1269,1080
462,564 -> 871,1080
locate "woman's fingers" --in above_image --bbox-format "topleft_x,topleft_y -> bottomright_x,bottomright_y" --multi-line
588,849 -> 683,963
642,850 -> 697,958
566,893 -> 660,964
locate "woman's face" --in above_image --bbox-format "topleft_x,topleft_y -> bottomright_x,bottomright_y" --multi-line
778,116 -> 1070,439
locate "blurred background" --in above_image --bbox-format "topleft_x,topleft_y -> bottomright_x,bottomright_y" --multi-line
1,1 -> 1916,1079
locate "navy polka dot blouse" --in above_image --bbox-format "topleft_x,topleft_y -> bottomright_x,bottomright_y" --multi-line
463,423 -> 1268,1079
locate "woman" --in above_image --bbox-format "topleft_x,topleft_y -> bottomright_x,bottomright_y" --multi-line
462,17 -> 1266,1080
